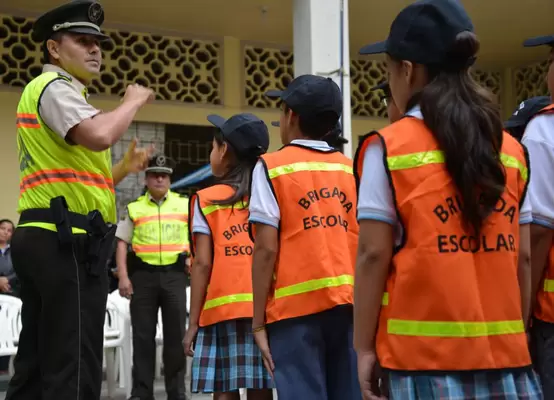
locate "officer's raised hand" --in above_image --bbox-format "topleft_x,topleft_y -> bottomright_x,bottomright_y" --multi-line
123,83 -> 156,107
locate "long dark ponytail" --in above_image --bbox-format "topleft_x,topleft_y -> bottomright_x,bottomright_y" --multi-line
210,130 -> 258,207
419,31 -> 506,236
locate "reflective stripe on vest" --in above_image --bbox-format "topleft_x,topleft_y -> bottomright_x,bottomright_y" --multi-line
355,119 -> 531,371
275,274 -> 353,299
545,279 -> 554,292
17,72 -> 116,232
388,319 -> 525,337
260,145 -> 358,324
128,191 -> 189,266
268,161 -> 353,179
193,185 -> 255,327
387,150 -> 528,181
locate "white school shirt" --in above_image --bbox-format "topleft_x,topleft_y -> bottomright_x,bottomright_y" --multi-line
521,112 -> 554,229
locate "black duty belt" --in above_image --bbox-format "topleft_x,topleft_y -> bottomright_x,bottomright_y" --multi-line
20,208 -> 94,232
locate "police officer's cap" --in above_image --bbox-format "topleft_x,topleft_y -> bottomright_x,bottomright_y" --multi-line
265,75 -> 343,120
145,154 -> 176,175
504,96 -> 552,130
207,113 -> 270,158
32,0 -> 110,42
523,35 -> 554,48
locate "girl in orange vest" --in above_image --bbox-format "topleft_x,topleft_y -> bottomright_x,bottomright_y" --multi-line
183,113 -> 274,400
354,0 -> 541,399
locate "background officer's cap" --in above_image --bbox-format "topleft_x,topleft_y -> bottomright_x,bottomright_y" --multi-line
145,154 -> 176,175
523,35 -> 554,48
505,96 -> 552,130
32,0 -> 110,42
265,75 -> 343,120
371,81 -> 391,98
207,113 -> 270,158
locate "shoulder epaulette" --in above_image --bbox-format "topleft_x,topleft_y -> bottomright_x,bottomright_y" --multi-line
57,72 -> 72,83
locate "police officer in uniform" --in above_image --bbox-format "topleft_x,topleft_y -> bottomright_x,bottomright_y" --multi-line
116,154 -> 190,400
7,1 -> 155,399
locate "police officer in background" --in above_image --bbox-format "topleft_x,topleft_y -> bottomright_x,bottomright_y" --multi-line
7,1 -> 155,399
116,154 -> 190,400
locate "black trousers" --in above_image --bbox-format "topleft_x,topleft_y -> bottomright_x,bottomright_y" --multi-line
130,268 -> 187,400
6,227 -> 108,400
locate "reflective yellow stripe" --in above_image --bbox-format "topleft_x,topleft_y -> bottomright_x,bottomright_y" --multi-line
382,292 -> 389,306
544,279 -> 554,292
201,201 -> 248,216
203,293 -> 253,310
268,162 -> 353,179
275,274 -> 353,299
387,150 -> 528,181
387,319 -> 524,337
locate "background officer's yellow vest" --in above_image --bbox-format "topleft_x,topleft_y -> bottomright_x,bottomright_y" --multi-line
17,71 -> 116,232
128,191 -> 189,266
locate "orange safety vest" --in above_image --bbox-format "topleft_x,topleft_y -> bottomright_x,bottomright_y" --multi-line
355,117 -> 531,371
255,144 -> 359,324
189,184 -> 254,327
533,103 -> 554,323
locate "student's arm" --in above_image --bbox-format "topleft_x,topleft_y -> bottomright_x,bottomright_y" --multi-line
248,161 -> 281,328
188,233 -> 213,329
354,220 -> 393,352
251,224 -> 278,328
518,223 -> 532,328
354,139 -> 396,353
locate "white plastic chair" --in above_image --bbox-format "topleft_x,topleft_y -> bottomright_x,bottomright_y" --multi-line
104,295 -> 132,398
107,290 -> 132,390
0,294 -> 22,376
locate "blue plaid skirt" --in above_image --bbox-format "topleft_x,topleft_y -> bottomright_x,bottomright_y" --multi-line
191,318 -> 274,393
389,369 -> 543,400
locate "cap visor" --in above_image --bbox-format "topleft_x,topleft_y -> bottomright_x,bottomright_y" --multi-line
371,81 -> 388,91
145,167 -> 173,174
523,35 -> 554,47
359,40 -> 387,55
271,121 -> 280,127
265,90 -> 284,99
67,27 -> 110,41
207,114 -> 227,128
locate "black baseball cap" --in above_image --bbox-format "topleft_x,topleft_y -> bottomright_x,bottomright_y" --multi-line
265,75 -> 343,119
207,113 -> 270,157
359,0 -> 474,67
505,96 -> 552,129
33,0 -> 110,42
371,81 -> 391,98
523,35 -> 554,48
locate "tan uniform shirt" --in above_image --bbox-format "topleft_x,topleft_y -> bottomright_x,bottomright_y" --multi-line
115,192 -> 169,243
39,64 -> 101,139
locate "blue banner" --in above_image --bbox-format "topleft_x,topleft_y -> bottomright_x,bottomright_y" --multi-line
170,164 -> 213,189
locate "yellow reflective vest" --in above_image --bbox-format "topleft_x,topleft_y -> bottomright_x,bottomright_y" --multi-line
17,71 -> 116,232
128,191 -> 190,266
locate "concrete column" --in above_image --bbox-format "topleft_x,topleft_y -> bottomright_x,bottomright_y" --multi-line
293,0 -> 352,157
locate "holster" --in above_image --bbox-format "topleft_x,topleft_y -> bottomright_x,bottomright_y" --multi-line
50,196 -> 74,247
85,210 -> 116,277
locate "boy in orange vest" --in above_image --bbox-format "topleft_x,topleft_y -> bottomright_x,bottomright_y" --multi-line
249,75 -> 360,400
